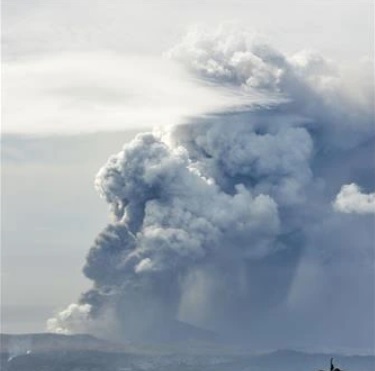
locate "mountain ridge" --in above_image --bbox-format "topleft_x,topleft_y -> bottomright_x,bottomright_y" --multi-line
1,333 -> 374,371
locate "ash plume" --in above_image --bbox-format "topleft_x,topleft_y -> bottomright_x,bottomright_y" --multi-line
48,26 -> 374,350
333,183 -> 375,214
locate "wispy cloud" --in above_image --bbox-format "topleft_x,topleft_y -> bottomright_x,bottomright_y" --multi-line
3,52 -> 254,135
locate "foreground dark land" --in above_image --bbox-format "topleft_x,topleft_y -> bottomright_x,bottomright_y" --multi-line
1,333 -> 374,371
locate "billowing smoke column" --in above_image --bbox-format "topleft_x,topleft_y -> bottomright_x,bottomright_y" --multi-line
48,26 -> 374,349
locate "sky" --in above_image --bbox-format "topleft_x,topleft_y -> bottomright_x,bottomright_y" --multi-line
2,132 -> 138,332
1,0 -> 374,352
2,0 -> 373,135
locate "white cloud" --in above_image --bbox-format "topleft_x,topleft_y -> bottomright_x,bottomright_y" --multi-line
333,183 -> 375,214
47,303 -> 92,334
3,52 -> 251,134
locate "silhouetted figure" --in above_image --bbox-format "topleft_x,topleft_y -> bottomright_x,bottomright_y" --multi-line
331,358 -> 343,371
319,358 -> 343,371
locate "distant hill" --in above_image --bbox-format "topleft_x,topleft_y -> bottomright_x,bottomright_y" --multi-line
1,333 -> 374,371
1,333 -> 125,354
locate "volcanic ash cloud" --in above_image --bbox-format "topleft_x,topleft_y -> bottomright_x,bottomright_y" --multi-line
47,26 -> 374,347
